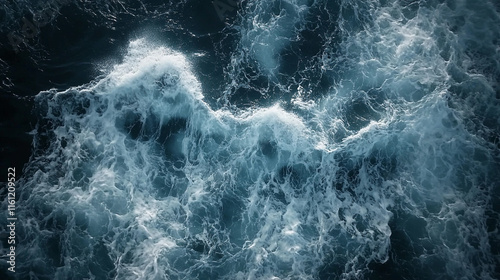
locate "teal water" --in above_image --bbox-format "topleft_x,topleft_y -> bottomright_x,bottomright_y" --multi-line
1,0 -> 499,279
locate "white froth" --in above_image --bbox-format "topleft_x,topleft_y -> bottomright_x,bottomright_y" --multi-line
10,0 -> 500,279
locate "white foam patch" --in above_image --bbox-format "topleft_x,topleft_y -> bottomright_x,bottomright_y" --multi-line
10,0 -> 500,278
14,37 -> 399,279
236,0 -> 309,75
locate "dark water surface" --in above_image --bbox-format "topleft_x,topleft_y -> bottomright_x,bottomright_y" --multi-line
1,0 -> 499,279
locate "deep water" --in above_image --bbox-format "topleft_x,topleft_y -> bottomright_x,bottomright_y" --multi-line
1,0 -> 500,279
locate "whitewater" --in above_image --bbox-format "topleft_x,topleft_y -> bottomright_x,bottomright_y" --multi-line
1,0 -> 499,279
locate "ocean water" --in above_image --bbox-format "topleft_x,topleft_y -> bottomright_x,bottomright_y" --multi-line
0,0 -> 499,279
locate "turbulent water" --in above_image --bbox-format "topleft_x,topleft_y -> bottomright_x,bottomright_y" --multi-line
1,0 -> 499,279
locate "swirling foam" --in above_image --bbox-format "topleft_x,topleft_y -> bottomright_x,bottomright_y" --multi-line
4,0 -> 500,279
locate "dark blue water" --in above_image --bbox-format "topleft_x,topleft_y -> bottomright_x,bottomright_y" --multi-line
1,0 -> 499,279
